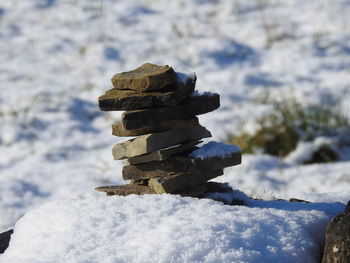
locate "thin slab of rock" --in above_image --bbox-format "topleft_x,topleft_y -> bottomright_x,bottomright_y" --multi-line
322,202 -> 350,263
111,63 -> 177,92
121,93 -> 220,130
112,117 -> 199,137
148,169 -> 223,194
112,125 -> 211,160
99,75 -> 196,111
122,149 -> 241,180
122,140 -> 200,165
95,184 -> 155,196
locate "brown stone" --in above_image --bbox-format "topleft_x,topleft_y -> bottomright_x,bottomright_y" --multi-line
112,117 -> 199,137
111,63 -> 177,92
112,125 -> 211,160
99,75 -> 196,111
121,93 -> 220,130
148,169 -> 223,194
130,179 -> 149,186
122,140 -> 200,165
122,151 -> 241,180
95,184 -> 155,196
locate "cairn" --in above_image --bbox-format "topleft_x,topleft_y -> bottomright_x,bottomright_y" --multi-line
95,63 -> 242,198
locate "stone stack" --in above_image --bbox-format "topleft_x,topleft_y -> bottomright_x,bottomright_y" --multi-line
95,63 -> 241,198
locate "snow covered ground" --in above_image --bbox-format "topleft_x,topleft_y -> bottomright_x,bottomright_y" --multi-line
1,0 -> 350,261
1,195 -> 345,263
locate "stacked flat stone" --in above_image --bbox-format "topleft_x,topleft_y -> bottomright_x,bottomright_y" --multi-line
95,63 -> 242,198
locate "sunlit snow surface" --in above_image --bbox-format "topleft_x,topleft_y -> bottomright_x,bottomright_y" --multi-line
189,141 -> 240,159
0,195 -> 344,263
0,0 -> 350,258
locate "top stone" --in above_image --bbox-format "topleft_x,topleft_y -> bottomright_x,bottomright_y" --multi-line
111,63 -> 177,92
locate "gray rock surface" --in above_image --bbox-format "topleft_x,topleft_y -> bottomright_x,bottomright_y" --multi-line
112,118 -> 199,137
148,169 -> 223,194
121,93 -> 220,130
123,140 -> 200,165
122,151 -> 241,180
322,203 -> 350,263
111,63 -> 177,92
99,75 -> 195,111
112,125 -> 211,160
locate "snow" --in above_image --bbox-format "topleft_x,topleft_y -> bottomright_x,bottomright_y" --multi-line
176,72 -> 196,84
0,0 -> 350,261
190,90 -> 217,97
285,137 -> 337,164
0,195 -> 344,263
189,141 -> 241,159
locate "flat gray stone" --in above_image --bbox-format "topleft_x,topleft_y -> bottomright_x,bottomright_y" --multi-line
99,75 -> 196,111
95,184 -> 156,196
122,140 -> 200,165
112,117 -> 199,137
122,150 -> 241,180
111,63 -> 177,92
121,93 -> 220,130
112,125 -> 211,160
148,169 -> 223,194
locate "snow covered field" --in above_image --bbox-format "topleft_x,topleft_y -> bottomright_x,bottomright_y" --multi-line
1,0 -> 350,261
1,195 -> 345,263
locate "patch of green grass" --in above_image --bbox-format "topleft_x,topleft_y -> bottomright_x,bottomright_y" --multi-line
226,93 -> 349,159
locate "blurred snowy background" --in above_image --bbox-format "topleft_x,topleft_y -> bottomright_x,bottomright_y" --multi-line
1,0 -> 350,232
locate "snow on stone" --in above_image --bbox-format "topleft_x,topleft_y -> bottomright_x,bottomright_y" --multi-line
1,194 -> 343,263
190,90 -> 217,97
189,141 -> 241,159
176,72 -> 196,83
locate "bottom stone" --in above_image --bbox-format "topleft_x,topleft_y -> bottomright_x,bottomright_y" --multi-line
148,169 -> 223,194
94,182 -> 247,205
95,184 -> 155,196
174,182 -> 234,198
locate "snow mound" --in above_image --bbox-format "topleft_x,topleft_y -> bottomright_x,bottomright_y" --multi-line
285,137 -> 337,164
1,194 -> 343,263
189,141 -> 241,159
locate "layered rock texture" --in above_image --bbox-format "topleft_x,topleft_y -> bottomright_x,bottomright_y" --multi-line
322,201 -> 350,263
96,63 -> 242,198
